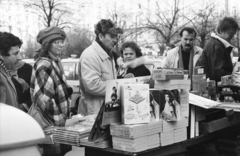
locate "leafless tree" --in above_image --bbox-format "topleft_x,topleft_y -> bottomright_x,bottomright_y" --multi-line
106,2 -> 135,54
63,28 -> 93,58
25,0 -> 73,28
23,39 -> 40,59
143,0 -> 195,44
188,4 -> 218,48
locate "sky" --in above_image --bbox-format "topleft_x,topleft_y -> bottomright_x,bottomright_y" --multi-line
0,0 -> 239,51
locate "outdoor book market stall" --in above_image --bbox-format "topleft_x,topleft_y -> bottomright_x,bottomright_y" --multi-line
50,66 -> 240,156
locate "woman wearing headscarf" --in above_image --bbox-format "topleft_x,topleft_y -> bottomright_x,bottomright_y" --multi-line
30,26 -> 72,156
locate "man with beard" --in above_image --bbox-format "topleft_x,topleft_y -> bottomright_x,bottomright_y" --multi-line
163,27 -> 202,81
201,17 -> 239,83
78,19 -> 123,116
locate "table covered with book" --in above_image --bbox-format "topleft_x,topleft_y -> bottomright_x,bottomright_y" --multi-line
51,67 -> 240,156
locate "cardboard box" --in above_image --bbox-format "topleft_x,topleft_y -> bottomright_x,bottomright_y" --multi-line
152,68 -> 184,80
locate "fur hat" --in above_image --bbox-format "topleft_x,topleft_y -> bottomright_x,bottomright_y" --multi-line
94,19 -> 123,36
37,26 -> 66,45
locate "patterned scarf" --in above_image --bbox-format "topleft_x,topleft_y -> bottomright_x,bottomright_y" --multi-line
0,57 -> 11,77
48,53 -> 65,76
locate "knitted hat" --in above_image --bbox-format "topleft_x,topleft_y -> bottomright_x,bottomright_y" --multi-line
37,26 -> 66,45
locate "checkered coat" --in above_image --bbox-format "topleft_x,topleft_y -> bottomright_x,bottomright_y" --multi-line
30,57 -> 70,126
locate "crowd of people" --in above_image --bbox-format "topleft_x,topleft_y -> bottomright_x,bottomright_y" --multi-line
0,16 -> 239,156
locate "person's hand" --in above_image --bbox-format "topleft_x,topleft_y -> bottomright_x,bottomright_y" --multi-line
18,78 -> 29,92
124,73 -> 134,78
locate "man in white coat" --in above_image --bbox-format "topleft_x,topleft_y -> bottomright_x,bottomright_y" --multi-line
163,27 -> 202,81
78,19 -> 123,116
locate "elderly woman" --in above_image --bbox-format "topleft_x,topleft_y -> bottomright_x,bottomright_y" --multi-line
30,26 -> 72,156
117,41 -> 150,78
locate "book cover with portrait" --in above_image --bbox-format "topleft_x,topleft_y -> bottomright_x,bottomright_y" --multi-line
158,89 -> 180,121
103,79 -> 134,126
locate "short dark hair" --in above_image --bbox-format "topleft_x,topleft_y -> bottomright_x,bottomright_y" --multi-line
166,43 -> 175,49
216,17 -> 239,33
0,32 -> 22,56
120,41 -> 142,58
179,27 -> 197,38
94,19 -> 115,36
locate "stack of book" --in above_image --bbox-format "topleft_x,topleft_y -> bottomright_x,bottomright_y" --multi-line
151,69 -> 190,146
110,123 -> 148,138
180,89 -> 190,118
160,117 -> 188,145
192,75 -> 206,94
154,79 -> 191,90
152,68 -> 184,80
53,126 -> 91,146
192,67 -> 207,95
148,121 -> 163,135
80,137 -> 111,148
53,116 -> 95,146
110,121 -> 162,152
112,135 -> 149,152
160,130 -> 174,146
174,127 -> 187,143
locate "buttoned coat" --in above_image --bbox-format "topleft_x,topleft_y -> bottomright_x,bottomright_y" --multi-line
78,41 -> 117,116
0,66 -> 18,108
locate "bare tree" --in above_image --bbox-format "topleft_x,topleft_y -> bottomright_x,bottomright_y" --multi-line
63,28 -> 93,58
25,0 -> 73,28
106,2 -> 135,54
188,4 -> 218,48
142,0 -> 196,44
23,39 -> 40,59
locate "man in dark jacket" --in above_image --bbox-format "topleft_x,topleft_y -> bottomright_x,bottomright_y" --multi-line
0,32 -> 22,109
202,17 -> 239,83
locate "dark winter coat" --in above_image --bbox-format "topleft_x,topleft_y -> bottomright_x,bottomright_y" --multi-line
201,33 -> 233,82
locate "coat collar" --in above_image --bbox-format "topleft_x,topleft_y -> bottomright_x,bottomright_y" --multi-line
0,66 -> 17,94
92,41 -> 110,61
177,46 -> 201,55
211,33 -> 234,48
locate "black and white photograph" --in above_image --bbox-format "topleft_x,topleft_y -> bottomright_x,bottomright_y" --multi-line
160,90 -> 181,121
1,0 -> 240,155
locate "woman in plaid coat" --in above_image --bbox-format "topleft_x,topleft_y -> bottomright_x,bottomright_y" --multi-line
30,26 -> 72,156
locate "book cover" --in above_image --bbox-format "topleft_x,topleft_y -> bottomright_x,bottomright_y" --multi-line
121,84 -> 150,124
103,79 -> 134,126
158,90 -> 181,121
103,76 -> 151,126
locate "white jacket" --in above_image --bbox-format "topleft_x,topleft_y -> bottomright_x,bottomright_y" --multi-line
163,46 -> 202,68
78,41 -> 117,115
